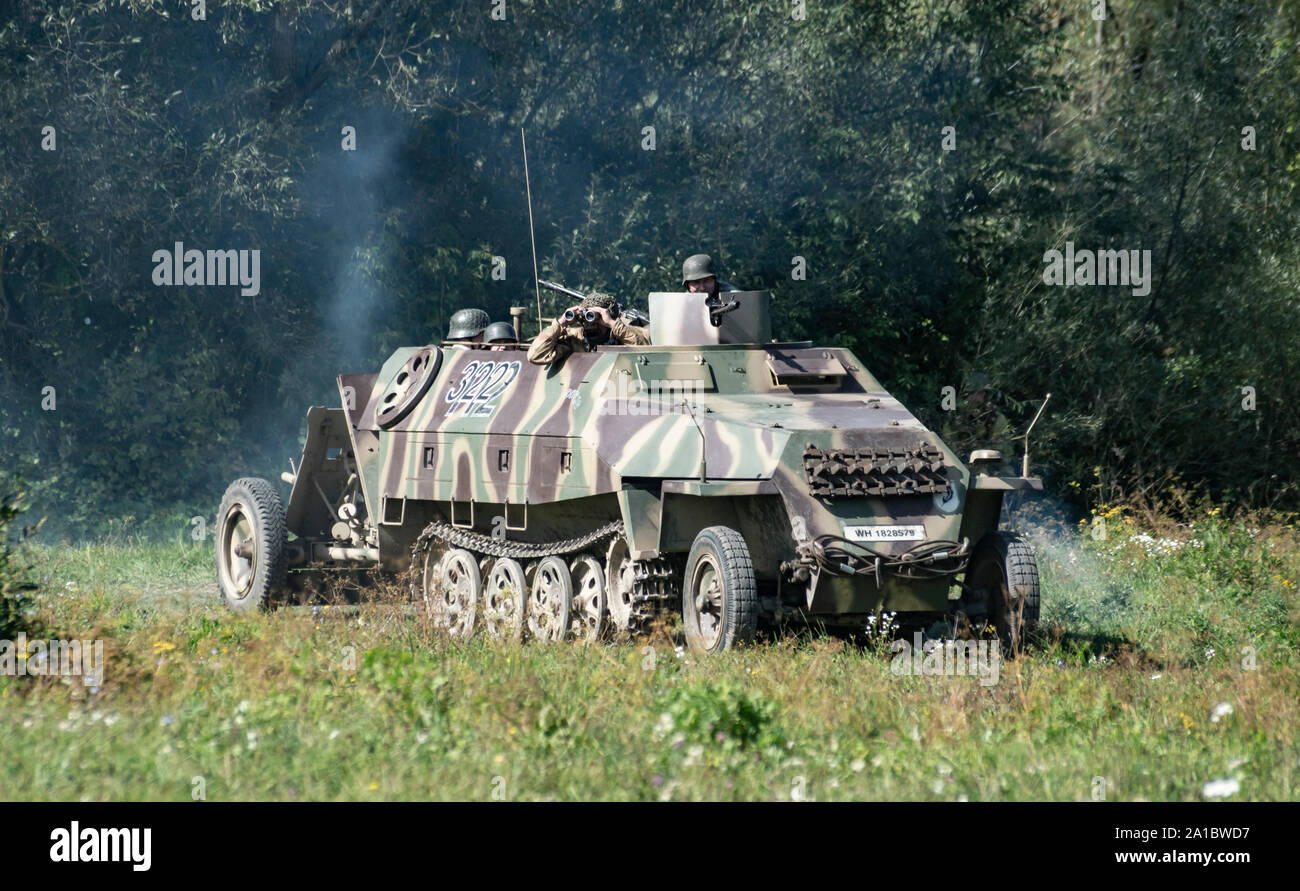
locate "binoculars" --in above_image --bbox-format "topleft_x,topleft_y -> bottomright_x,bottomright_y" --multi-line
563,308 -> 601,323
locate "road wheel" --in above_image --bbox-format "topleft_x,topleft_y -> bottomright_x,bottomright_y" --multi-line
605,537 -> 636,635
483,558 -> 527,642
966,531 -> 1040,656
683,525 -> 757,653
569,555 -> 606,642
215,478 -> 287,613
430,548 -> 479,639
528,555 -> 572,642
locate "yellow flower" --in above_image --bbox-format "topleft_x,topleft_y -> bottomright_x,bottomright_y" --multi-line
368,782 -> 379,791
152,641 -> 176,652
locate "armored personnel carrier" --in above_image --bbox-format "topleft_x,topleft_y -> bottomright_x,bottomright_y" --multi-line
215,290 -> 1043,653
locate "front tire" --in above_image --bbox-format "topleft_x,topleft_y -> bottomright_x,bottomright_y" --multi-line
215,477 -> 288,612
683,526 -> 757,653
966,531 -> 1040,655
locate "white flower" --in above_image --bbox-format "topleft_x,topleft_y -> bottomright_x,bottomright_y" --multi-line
1210,702 -> 1234,723
1202,778 -> 1240,799
1150,673 -> 1162,680
850,758 -> 866,772
328,728 -> 341,740
1204,647 -> 1216,660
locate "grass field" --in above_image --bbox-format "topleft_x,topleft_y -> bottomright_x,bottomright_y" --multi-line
2,507 -> 1297,801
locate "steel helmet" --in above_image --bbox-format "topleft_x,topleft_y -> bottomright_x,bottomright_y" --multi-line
446,308 -> 490,340
483,321 -> 516,343
681,253 -> 717,285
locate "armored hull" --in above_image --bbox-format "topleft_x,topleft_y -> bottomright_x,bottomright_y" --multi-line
216,291 -> 1043,652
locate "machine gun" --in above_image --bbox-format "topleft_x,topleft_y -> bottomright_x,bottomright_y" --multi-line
539,279 -> 648,328
705,293 -> 741,327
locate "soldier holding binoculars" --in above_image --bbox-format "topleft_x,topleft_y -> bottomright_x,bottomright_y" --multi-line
526,291 -> 650,366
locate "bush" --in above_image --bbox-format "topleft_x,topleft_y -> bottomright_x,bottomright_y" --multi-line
0,487 -> 38,640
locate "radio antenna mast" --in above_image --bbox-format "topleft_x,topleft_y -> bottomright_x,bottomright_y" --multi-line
522,128 -> 542,335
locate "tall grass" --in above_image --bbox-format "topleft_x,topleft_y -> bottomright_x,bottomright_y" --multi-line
0,507 -> 1295,801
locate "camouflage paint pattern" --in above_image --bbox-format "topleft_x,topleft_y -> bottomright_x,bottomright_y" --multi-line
283,290 -> 1039,617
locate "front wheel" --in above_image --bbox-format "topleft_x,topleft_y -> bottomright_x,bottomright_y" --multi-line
965,531 -> 1040,655
215,477 -> 288,612
682,526 -> 757,653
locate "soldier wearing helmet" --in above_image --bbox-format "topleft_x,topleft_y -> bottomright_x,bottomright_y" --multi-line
681,253 -> 739,297
445,308 -> 490,347
483,321 -> 517,350
526,291 -> 650,366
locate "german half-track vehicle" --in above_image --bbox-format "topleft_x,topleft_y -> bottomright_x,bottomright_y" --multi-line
215,290 -> 1044,653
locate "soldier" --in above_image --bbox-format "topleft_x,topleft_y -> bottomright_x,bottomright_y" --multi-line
483,321 -> 517,350
445,308 -> 490,346
681,253 -> 739,297
527,292 -> 650,366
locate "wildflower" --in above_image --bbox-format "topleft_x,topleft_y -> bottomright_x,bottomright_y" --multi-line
1201,778 -> 1239,799
368,781 -> 379,791
651,774 -> 664,787
1204,647 -> 1215,661
850,758 -> 866,772
1210,702 -> 1234,723
161,714 -> 175,727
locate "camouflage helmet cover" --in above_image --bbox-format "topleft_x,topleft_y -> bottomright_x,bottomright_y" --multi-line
681,253 -> 717,285
483,321 -> 516,343
579,291 -> 619,313
447,307 -> 490,340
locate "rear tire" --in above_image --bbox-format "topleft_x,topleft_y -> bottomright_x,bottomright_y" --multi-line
215,477 -> 288,613
966,531 -> 1040,656
683,526 -> 757,653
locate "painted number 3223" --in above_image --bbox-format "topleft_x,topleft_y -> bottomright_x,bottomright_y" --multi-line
444,360 -> 521,417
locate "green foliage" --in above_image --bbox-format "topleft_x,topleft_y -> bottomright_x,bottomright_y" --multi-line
0,487 -> 38,639
657,680 -> 783,752
1,0 -> 1298,536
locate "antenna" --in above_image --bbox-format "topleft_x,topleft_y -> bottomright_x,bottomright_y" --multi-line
521,128 -> 542,336
1021,393 -> 1051,478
